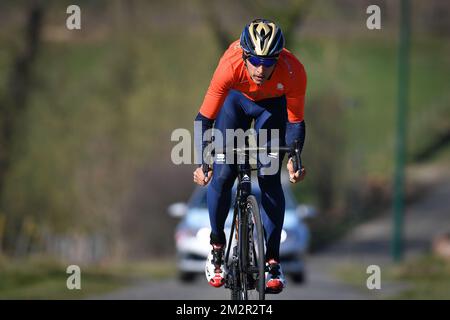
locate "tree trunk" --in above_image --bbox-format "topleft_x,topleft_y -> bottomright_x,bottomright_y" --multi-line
0,1 -> 44,252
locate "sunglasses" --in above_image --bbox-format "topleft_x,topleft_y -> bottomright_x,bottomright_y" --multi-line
247,55 -> 278,67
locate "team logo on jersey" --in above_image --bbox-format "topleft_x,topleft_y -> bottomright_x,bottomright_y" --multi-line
277,83 -> 284,90
216,153 -> 225,163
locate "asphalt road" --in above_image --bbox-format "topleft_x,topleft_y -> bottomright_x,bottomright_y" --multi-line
95,259 -> 371,300
94,164 -> 450,300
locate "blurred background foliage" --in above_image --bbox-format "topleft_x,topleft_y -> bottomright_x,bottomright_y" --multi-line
0,0 -> 448,262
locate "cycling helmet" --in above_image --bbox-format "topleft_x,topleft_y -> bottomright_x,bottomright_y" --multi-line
240,19 -> 285,58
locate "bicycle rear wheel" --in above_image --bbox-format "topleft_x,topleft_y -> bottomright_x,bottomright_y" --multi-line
243,195 -> 265,300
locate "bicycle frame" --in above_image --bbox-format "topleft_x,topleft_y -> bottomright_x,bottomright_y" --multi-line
224,162 -> 252,281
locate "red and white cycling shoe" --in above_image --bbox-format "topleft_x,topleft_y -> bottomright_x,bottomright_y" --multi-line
265,259 -> 286,294
205,244 -> 225,288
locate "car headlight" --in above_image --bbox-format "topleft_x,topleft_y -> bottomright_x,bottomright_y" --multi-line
196,227 -> 211,243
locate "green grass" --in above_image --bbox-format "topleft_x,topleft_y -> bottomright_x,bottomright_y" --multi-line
293,35 -> 450,175
336,254 -> 450,299
336,262 -> 400,292
390,255 -> 450,299
0,255 -> 176,299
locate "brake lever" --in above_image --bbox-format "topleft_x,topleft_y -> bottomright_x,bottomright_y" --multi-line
292,140 -> 302,174
202,163 -> 210,182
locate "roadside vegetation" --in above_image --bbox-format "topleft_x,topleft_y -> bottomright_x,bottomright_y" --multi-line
0,255 -> 176,299
336,254 -> 450,300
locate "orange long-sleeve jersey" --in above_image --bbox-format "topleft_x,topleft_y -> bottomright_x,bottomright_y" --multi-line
199,40 -> 307,123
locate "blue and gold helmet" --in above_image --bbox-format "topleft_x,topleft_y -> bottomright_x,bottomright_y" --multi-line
240,19 -> 285,58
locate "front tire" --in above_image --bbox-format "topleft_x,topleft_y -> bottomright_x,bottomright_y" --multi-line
245,195 -> 265,300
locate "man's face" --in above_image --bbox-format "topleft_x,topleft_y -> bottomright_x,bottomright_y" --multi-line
245,58 -> 277,85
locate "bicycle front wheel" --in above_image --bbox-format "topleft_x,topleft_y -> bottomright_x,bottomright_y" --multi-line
244,195 -> 266,300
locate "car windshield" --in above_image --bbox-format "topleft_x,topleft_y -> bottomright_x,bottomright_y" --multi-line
188,184 -> 297,210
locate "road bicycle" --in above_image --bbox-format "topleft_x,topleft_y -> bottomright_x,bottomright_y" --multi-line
202,141 -> 302,300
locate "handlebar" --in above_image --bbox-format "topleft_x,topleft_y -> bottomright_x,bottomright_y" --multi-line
202,140 -> 303,174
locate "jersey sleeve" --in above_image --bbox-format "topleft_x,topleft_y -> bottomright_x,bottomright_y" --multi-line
198,56 -> 235,120
285,60 -> 307,123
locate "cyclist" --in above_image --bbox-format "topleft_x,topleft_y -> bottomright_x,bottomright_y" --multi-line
193,19 -> 307,294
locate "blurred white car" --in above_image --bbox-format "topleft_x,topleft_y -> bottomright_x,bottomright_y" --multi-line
168,178 -> 316,284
